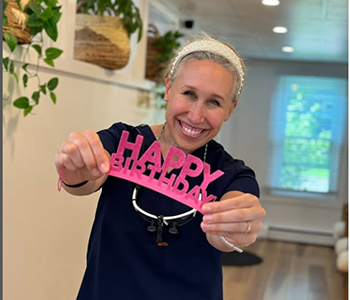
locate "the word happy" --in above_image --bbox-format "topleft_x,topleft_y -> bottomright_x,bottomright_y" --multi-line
108,131 -> 224,212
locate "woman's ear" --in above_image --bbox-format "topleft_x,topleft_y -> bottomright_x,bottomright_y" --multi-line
164,76 -> 171,102
225,99 -> 239,121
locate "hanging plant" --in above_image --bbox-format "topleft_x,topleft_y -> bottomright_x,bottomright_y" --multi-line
76,0 -> 143,42
74,0 -> 142,70
2,0 -> 63,116
146,26 -> 183,82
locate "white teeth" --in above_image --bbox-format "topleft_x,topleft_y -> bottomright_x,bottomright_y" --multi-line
181,123 -> 202,136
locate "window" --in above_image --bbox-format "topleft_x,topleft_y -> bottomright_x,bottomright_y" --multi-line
267,76 -> 347,194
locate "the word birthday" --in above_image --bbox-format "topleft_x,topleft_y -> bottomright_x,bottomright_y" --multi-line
108,131 -> 224,212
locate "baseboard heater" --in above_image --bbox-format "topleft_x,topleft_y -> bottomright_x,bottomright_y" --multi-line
266,225 -> 335,246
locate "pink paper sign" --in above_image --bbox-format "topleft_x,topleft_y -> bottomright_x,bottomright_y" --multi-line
108,131 -> 224,213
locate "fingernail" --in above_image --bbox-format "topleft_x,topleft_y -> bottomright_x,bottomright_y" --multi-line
92,168 -> 100,176
100,163 -> 109,173
202,205 -> 212,213
201,223 -> 210,231
203,215 -> 212,222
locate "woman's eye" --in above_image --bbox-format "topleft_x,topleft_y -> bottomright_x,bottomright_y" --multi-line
209,99 -> 220,106
184,91 -> 196,98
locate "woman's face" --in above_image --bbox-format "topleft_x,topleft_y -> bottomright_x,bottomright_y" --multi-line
163,59 -> 237,154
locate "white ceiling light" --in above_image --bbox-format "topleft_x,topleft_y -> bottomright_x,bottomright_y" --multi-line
262,0 -> 280,6
282,46 -> 294,53
273,26 -> 288,33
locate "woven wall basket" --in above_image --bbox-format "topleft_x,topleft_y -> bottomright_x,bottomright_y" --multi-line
145,24 -> 164,82
74,14 -> 130,70
3,0 -> 32,44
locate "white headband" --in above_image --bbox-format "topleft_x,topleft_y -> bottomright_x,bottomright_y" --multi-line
170,40 -> 245,95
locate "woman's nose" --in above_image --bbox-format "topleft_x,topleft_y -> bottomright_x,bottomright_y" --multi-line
188,102 -> 205,124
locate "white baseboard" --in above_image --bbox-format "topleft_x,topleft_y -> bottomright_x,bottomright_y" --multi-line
259,224 -> 335,246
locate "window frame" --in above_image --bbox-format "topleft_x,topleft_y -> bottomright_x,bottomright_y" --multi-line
266,75 -> 348,200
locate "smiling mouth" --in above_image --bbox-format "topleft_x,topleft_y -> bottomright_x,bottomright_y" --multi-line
179,121 -> 206,137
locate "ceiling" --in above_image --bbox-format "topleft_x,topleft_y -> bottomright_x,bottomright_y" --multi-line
149,0 -> 348,64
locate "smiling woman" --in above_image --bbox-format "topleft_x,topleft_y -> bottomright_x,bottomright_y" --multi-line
162,59 -> 236,154
55,32 -> 265,300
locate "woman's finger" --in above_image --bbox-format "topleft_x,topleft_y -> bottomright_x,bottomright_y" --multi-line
202,193 -> 260,213
202,207 -> 260,224
61,141 -> 86,169
83,130 -> 110,173
55,152 -> 78,172
66,131 -> 100,176
201,219 -> 262,235
201,219 -> 254,233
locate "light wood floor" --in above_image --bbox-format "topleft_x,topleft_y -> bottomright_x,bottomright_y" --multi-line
223,239 -> 346,300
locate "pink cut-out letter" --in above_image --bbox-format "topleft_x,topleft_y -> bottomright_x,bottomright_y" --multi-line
110,153 -> 124,171
136,140 -> 162,172
200,162 -> 224,190
159,146 -> 186,182
201,190 -> 218,203
157,173 -> 177,189
172,154 -> 203,196
172,176 -> 189,196
130,140 -> 162,181
129,161 -> 144,179
185,185 -> 201,203
177,154 -> 203,180
116,131 -> 143,162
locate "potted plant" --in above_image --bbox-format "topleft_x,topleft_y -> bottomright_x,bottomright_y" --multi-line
145,25 -> 183,82
74,0 -> 143,69
3,0 -> 63,116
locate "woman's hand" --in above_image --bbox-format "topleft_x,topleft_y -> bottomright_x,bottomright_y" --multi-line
200,191 -> 266,251
55,130 -> 110,189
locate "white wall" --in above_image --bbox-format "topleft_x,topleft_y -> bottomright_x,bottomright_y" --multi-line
3,67 -> 159,300
220,58 -> 348,244
3,0 -> 161,299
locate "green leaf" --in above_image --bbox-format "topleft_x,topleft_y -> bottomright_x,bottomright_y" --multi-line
13,97 -> 29,108
41,7 -> 54,22
3,1 -> 8,25
3,57 -> 10,71
32,44 -> 42,56
3,1 -> 9,13
26,14 -> 44,27
23,74 -> 28,87
24,105 -> 33,116
97,1 -> 105,14
4,32 -> 17,52
51,8 -> 62,24
14,0 -> 22,10
9,60 -> 15,73
40,84 -> 47,94
86,0 -> 95,9
22,63 -> 29,72
45,47 -> 63,60
47,77 -> 58,91
43,0 -> 57,7
44,18 -> 58,41
44,58 -> 54,67
26,2 -> 42,15
29,25 -> 43,37
32,91 -> 40,104
12,72 -> 19,83
137,22 -> 143,42
50,92 -> 56,104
